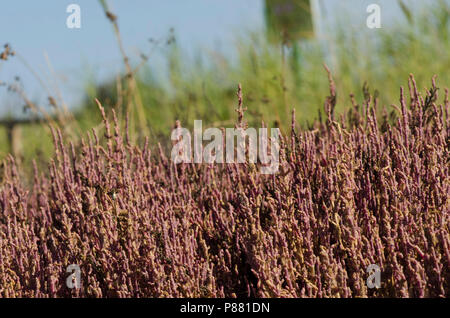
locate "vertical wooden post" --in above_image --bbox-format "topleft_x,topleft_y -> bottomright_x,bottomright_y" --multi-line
5,121 -> 22,159
5,122 -> 13,156
12,123 -> 22,159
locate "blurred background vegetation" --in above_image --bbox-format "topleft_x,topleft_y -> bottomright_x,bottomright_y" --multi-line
0,0 -> 449,173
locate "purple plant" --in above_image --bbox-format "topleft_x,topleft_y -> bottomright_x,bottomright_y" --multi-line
0,74 -> 448,298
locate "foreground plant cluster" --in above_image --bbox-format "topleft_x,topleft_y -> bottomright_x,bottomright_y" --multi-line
0,75 -> 448,298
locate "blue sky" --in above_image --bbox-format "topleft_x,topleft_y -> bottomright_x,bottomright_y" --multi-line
0,0 -> 429,116
0,0 -> 264,115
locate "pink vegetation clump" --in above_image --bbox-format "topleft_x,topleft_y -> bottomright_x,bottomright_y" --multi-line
0,75 -> 448,298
